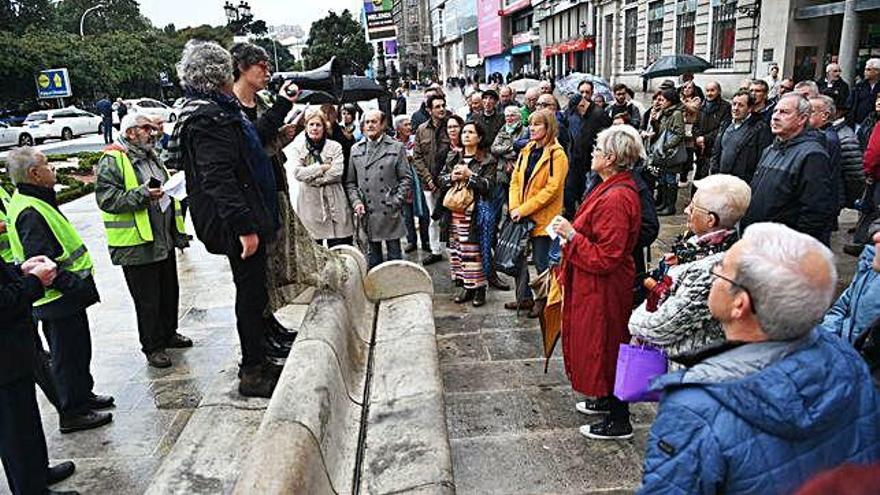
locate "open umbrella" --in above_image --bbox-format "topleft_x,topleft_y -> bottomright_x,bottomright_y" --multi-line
343,75 -> 389,103
509,78 -> 541,94
554,72 -> 613,102
295,90 -> 337,105
642,54 -> 712,79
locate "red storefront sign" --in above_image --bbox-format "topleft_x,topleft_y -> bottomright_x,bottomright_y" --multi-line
542,37 -> 594,57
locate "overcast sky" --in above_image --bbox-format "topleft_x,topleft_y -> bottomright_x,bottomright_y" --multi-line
139,0 -> 364,32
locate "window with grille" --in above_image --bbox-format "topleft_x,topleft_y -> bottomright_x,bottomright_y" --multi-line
676,0 -> 696,54
711,0 -> 737,68
624,8 -> 637,71
647,1 -> 664,64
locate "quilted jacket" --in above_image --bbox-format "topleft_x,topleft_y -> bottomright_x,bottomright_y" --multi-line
821,245 -> 880,344
639,330 -> 880,495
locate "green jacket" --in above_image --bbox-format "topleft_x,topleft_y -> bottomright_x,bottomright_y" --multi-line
95,139 -> 185,266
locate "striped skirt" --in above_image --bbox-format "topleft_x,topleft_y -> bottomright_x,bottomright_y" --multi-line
449,211 -> 487,289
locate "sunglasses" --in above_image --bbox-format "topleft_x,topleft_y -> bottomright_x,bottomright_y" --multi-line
709,258 -> 757,314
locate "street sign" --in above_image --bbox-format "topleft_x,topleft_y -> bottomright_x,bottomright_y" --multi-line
363,0 -> 396,42
35,68 -> 72,99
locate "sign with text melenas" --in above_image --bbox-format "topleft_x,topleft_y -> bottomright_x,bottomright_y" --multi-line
36,68 -> 72,99
363,0 -> 396,42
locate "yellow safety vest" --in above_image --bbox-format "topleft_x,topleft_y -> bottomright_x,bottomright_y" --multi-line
0,187 -> 12,262
6,190 -> 94,306
100,149 -> 185,247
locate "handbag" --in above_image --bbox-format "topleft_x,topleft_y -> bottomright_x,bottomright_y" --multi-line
495,217 -> 536,276
651,130 -> 688,169
442,181 -> 474,213
613,343 -> 668,402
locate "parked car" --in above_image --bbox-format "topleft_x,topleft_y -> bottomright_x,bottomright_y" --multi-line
23,107 -> 102,143
118,98 -> 179,123
0,121 -> 37,148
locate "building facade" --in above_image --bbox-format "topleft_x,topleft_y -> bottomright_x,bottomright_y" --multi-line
431,0 -> 479,81
534,0 -> 596,78
392,0 -> 435,79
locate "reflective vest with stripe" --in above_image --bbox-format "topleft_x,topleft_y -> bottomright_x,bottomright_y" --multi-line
6,191 -> 94,306
100,149 -> 185,247
0,187 -> 12,262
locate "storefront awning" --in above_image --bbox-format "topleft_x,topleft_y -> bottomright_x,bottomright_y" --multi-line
542,37 -> 594,57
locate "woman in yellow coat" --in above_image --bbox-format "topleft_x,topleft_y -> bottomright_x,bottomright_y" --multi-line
506,109 -> 569,317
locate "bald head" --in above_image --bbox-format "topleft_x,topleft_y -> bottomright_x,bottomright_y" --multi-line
524,87 -> 541,111
537,93 -> 558,112
538,80 -> 552,94
705,81 -> 721,101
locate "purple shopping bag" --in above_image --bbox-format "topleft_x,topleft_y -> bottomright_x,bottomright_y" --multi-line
613,344 -> 668,402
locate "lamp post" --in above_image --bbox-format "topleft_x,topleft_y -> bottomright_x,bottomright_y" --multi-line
224,1 -> 254,37
80,3 -> 105,39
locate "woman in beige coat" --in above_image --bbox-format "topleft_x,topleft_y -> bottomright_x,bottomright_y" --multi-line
292,109 -> 355,246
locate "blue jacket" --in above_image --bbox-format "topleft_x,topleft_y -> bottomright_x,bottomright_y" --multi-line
640,330 -> 880,495
821,246 -> 880,344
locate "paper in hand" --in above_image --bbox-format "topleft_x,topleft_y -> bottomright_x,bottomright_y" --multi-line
158,194 -> 171,213
162,172 -> 187,200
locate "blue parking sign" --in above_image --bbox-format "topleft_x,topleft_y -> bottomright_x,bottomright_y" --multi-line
36,68 -> 72,99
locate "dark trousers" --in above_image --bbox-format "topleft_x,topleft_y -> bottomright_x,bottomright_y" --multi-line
41,310 -> 95,415
227,244 -> 268,367
317,237 -> 353,249
368,239 -> 402,269
518,236 -> 551,300
102,119 -> 113,144
0,376 -> 48,495
606,394 -> 630,422
31,323 -> 59,411
122,255 -> 179,355
403,201 -> 430,248
563,164 -> 587,219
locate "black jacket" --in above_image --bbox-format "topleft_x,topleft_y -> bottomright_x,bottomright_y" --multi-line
179,98 -> 289,255
571,103 -> 612,169
817,77 -> 850,112
14,183 -> 100,320
410,103 -> 431,132
846,79 -> 880,127
0,261 -> 41,385
436,150 -> 497,241
694,98 -> 731,158
742,129 -> 833,242
709,114 -> 773,183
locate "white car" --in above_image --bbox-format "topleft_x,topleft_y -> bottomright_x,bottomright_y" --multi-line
23,107 -> 102,142
123,98 -> 179,123
0,121 -> 38,148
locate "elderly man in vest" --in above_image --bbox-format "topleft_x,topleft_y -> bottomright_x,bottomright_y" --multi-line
5,146 -> 113,434
95,114 -> 191,369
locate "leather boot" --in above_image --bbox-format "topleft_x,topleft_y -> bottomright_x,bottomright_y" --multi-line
265,333 -> 292,359
267,316 -> 298,345
454,288 -> 475,303
238,363 -> 278,398
488,271 -> 511,291
472,287 -> 487,307
657,184 -> 678,216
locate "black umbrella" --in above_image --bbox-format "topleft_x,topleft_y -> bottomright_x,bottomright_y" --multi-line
642,54 -> 713,79
295,90 -> 337,105
343,76 -> 389,103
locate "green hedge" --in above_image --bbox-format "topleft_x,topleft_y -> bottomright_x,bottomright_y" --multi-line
0,152 -> 100,205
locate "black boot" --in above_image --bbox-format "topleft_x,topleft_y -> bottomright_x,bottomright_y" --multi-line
653,183 -> 664,206
454,288 -> 475,303
472,287 -> 486,307
657,184 -> 678,216
266,316 -> 298,345
238,363 -> 278,398
265,333 -> 292,360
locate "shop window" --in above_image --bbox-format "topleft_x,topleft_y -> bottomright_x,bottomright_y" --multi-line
624,8 -> 637,71
676,0 -> 696,55
711,0 -> 737,69
647,1 -> 664,64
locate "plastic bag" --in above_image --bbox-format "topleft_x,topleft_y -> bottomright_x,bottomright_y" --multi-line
613,344 -> 668,402
494,217 -> 535,276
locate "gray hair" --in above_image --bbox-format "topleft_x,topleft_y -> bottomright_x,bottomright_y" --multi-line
6,146 -> 43,185
692,174 -> 751,228
866,58 -> 880,70
737,222 -> 837,340
810,95 -> 836,119
469,91 -> 483,103
794,80 -> 819,98
120,114 -> 153,134
392,114 -> 410,130
595,125 -> 646,171
780,93 -> 812,117
177,40 -> 233,94
826,62 -> 840,74
504,105 -> 521,117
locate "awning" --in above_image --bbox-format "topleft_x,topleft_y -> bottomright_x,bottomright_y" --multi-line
542,37 -> 594,57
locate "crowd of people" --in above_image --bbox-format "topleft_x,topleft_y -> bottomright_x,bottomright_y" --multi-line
2,37 -> 880,493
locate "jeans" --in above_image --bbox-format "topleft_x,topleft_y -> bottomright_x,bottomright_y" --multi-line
122,255 -> 179,355
517,235 -> 552,301
368,239 -> 402,269
403,201 -> 429,248
227,243 -> 269,367
423,190 -> 443,255
41,311 -> 95,415
0,376 -> 48,494
660,171 -> 678,186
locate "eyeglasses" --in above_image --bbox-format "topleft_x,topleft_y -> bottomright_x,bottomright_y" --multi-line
685,201 -> 713,216
709,259 -> 757,313
536,102 -> 553,108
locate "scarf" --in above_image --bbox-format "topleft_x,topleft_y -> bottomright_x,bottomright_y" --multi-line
703,98 -> 719,115
305,135 -> 326,165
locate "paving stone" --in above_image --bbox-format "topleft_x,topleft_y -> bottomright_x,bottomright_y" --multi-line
441,359 -> 568,394
44,456 -> 162,495
437,333 -> 488,363
481,329 -> 544,361
451,430 -> 642,494
45,409 -> 181,460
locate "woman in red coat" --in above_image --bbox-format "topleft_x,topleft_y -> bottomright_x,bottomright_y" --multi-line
552,124 -> 644,440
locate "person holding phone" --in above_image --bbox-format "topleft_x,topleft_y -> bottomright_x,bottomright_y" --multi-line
95,114 -> 191,370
